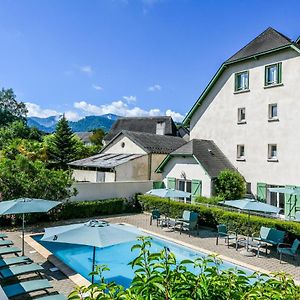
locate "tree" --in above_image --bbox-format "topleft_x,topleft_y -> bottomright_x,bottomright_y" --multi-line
0,155 -> 76,200
215,169 -> 246,200
89,128 -> 105,147
0,88 -> 27,126
47,115 -> 77,169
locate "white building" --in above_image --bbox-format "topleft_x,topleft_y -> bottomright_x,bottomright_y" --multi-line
180,27 -> 300,218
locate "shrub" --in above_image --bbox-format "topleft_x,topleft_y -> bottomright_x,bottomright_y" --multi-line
138,195 -> 300,241
69,237 -> 300,299
215,169 -> 246,200
195,195 -> 223,205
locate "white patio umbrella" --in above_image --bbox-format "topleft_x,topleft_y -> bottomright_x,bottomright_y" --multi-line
0,198 -> 62,255
41,220 -> 143,283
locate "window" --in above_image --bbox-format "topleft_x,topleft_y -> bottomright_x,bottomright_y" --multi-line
177,179 -> 192,203
268,144 -> 278,161
265,63 -> 282,86
237,107 -> 246,123
268,103 -> 278,120
267,185 -> 284,210
237,144 -> 245,160
235,71 -> 249,92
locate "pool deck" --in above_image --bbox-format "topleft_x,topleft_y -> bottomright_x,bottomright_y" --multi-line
3,213 -> 300,298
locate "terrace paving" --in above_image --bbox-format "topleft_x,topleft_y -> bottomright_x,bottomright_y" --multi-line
2,213 -> 300,299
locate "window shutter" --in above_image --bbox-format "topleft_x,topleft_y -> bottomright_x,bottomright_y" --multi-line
153,181 -> 165,189
167,177 -> 176,189
264,66 -> 268,86
191,179 -> 202,202
257,182 -> 266,202
278,62 -> 282,84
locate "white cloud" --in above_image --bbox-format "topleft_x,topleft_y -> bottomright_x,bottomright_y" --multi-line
92,84 -> 103,91
148,84 -> 162,92
123,95 -> 136,103
166,109 -> 184,122
64,111 -> 81,121
79,65 -> 93,75
25,102 -> 60,118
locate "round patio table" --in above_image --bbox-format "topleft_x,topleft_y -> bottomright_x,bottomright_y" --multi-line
236,238 -> 267,257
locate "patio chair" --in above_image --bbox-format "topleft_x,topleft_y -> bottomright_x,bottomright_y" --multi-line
277,239 -> 300,263
2,279 -> 52,298
0,246 -> 21,256
253,226 -> 285,247
0,234 -> 8,240
150,209 -> 161,226
0,240 -> 13,247
294,211 -> 300,222
0,256 -> 31,268
176,211 -> 199,237
0,262 -> 44,280
216,224 -> 237,248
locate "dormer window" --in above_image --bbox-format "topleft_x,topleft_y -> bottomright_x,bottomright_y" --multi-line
156,121 -> 166,135
234,71 -> 249,92
265,63 -> 282,86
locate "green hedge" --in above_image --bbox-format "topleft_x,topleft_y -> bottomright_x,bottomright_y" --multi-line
139,195 -> 300,241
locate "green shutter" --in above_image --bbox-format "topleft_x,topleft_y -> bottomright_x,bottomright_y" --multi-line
284,185 -> 300,219
167,177 -> 176,189
278,62 -> 282,84
191,179 -> 202,203
234,73 -> 238,91
153,181 -> 165,189
264,66 -> 268,86
257,182 -> 266,202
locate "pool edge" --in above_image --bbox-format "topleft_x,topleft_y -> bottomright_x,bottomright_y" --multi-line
25,233 -> 91,287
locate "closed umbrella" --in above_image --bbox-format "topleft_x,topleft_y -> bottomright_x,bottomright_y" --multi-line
146,188 -> 191,216
41,220 -> 143,283
0,198 -> 62,255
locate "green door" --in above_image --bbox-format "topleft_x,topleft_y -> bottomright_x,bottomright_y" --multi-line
191,179 -> 202,203
257,183 -> 266,202
167,177 -> 176,189
153,181 -> 165,189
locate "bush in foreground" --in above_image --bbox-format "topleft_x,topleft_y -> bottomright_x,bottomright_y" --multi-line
68,237 -> 299,300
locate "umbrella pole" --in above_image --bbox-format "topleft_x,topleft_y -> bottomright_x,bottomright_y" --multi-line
22,213 -> 25,256
92,246 -> 96,284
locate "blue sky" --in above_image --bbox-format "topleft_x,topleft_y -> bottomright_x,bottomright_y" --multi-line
0,0 -> 299,121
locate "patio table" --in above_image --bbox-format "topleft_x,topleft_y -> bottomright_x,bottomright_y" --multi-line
160,218 -> 182,230
235,237 -> 267,257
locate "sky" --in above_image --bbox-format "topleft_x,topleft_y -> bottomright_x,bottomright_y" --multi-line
0,0 -> 300,122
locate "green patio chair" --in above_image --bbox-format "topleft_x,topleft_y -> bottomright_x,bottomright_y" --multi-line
2,279 -> 52,298
277,239 -> 300,263
253,226 -> 285,247
0,262 -> 44,280
0,234 -> 8,240
176,211 -> 199,237
0,246 -> 21,256
0,240 -> 13,247
150,209 -> 161,226
34,294 -> 67,300
294,211 -> 300,222
216,224 -> 237,248
0,256 -> 31,268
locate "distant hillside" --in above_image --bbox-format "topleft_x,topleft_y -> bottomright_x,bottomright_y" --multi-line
27,114 -> 120,133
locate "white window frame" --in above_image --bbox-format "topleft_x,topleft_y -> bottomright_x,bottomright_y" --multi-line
237,107 -> 246,124
176,179 -> 192,203
268,103 -> 278,121
265,63 -> 282,86
237,144 -> 245,161
268,144 -> 278,161
234,71 -> 249,92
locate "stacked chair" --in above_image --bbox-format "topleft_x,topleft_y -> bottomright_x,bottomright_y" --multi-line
0,232 -> 66,300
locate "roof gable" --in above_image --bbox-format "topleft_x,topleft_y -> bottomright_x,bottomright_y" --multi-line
157,139 -> 237,178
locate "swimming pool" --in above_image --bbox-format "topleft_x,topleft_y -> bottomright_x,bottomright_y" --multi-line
33,230 -> 253,287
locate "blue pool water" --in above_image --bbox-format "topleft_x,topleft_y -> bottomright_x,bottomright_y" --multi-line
33,231 -> 253,287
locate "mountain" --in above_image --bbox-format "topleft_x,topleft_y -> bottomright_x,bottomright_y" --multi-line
27,114 -> 120,133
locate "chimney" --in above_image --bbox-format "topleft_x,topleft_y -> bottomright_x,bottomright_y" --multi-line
156,121 -> 166,135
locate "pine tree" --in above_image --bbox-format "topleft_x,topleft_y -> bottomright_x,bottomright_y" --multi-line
48,115 -> 77,169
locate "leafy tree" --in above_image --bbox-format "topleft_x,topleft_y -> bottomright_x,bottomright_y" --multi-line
89,128 -> 105,147
69,237 -> 300,300
0,88 -> 27,126
47,115 -> 77,169
215,169 -> 246,200
0,155 -> 76,200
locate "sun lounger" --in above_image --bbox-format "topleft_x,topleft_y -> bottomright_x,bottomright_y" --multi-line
0,234 -> 8,240
0,263 -> 44,280
0,240 -> 13,247
2,279 -> 52,298
0,246 -> 21,256
0,256 -> 31,268
35,294 -> 67,300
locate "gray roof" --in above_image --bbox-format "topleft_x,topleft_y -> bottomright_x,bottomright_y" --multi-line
105,130 -> 187,154
171,139 -> 236,178
69,153 -> 144,169
227,27 -> 293,63
75,132 -> 92,144
104,116 -> 178,142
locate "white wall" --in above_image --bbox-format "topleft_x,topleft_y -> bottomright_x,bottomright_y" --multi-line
190,49 -> 300,194
70,181 -> 153,201
161,156 -> 212,197
72,169 -> 114,183
103,136 -> 146,154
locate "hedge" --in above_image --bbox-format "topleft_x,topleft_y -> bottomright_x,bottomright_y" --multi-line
138,195 -> 300,241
